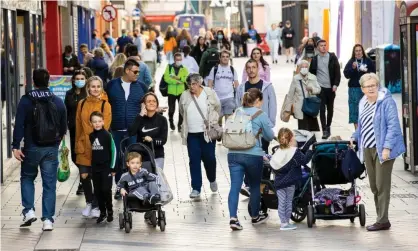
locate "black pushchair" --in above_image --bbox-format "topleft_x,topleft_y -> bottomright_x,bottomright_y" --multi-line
306,141 -> 366,228
118,138 -> 172,233
248,130 -> 317,223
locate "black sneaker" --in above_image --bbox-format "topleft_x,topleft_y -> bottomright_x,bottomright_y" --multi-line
107,212 -> 114,222
170,121 -> 175,131
240,186 -> 250,197
96,214 -> 107,224
286,60 -> 289,63
76,183 -> 84,195
230,219 -> 243,230
251,213 -> 269,225
322,130 -> 330,139
114,191 -> 122,200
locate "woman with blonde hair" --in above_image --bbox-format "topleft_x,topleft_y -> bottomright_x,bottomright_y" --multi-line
75,76 -> 112,218
164,28 -> 177,64
204,30 -> 214,46
109,53 -> 127,77
100,42 -> 114,66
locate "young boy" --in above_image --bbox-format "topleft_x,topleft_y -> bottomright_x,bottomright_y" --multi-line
117,152 -> 161,204
89,111 -> 116,224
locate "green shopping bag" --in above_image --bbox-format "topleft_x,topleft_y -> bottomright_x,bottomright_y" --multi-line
57,139 -> 70,182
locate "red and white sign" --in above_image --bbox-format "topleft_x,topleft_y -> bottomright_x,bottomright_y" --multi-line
102,5 -> 117,22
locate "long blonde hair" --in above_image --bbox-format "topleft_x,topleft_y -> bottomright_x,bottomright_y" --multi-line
110,53 -> 127,74
100,42 -> 112,55
86,76 -> 104,97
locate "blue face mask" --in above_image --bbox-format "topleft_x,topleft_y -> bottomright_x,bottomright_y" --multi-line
218,34 -> 223,39
75,80 -> 86,88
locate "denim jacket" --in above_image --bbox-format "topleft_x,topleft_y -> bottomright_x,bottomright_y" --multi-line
352,88 -> 405,163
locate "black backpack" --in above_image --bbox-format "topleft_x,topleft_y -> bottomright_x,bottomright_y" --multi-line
203,50 -> 220,78
28,94 -> 61,146
159,65 -> 172,97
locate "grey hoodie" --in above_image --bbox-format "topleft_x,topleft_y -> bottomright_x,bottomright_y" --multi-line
235,80 -> 277,126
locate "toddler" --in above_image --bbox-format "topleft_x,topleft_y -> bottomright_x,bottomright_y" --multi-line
270,128 -> 314,230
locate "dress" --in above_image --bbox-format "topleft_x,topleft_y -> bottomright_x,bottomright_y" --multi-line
298,115 -> 320,132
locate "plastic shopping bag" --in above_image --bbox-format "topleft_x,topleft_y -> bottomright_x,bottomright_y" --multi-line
156,167 -> 173,205
57,139 -> 70,182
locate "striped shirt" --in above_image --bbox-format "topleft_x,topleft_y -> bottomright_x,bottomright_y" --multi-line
360,102 -> 377,148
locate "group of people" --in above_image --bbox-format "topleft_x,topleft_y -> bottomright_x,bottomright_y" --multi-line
12,24 -> 406,235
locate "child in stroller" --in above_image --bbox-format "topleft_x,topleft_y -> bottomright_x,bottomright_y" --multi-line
269,128 -> 315,230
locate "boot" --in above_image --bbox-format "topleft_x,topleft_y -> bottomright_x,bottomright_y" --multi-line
169,121 -> 175,131
322,127 -> 330,139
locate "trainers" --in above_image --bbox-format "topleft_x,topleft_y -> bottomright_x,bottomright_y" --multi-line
96,214 -> 107,224
20,209 -> 37,227
230,219 -> 243,231
170,121 -> 175,131
251,213 -> 269,225
91,207 -> 100,218
42,219 -> 54,231
189,190 -> 201,198
149,194 -> 161,204
210,181 -> 218,192
82,203 -> 92,217
76,183 -> 84,195
240,186 -> 250,197
107,212 -> 114,223
280,223 -> 297,231
114,190 -> 122,200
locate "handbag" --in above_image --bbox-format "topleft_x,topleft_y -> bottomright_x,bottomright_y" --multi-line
341,149 -> 366,181
191,94 -> 222,141
280,94 -> 294,122
299,80 -> 321,118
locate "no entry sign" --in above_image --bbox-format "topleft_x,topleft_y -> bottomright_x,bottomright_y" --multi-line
102,5 -> 117,22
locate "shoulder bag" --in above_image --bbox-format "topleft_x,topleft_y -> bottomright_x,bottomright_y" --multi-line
191,94 -> 222,141
299,80 -> 321,118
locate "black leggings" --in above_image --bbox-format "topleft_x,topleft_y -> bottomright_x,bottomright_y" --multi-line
168,94 -> 183,125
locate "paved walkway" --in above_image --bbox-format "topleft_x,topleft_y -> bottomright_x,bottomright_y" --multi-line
2,56 -> 418,251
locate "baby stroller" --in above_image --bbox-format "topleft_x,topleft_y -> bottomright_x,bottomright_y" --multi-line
249,130 -> 317,223
118,138 -> 173,233
306,141 -> 366,228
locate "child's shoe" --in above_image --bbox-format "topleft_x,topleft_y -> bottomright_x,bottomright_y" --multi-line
96,214 -> 107,224
280,223 -> 297,231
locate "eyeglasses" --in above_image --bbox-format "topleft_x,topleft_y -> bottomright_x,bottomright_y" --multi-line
129,69 -> 139,75
362,84 -> 377,89
187,82 -> 199,87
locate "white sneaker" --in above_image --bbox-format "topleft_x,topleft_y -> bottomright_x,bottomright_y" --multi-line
90,207 -> 100,218
189,190 -> 201,198
20,209 -> 37,227
82,203 -> 92,217
210,181 -> 218,192
42,219 -> 53,231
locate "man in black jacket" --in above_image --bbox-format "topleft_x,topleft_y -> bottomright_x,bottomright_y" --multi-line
309,40 -> 341,139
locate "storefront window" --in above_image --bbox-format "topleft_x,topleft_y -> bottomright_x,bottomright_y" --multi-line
30,14 -> 35,70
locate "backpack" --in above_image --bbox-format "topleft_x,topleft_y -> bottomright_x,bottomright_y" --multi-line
203,50 -> 220,78
222,108 -> 263,150
341,149 -> 366,181
28,94 -> 61,146
159,65 -> 187,96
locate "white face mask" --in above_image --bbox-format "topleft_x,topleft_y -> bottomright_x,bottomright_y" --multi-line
175,61 -> 182,67
300,67 -> 309,75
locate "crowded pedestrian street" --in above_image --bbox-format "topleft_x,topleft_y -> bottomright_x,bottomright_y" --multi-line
2,57 -> 418,251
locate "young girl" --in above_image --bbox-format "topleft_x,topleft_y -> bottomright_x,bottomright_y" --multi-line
270,128 -> 314,230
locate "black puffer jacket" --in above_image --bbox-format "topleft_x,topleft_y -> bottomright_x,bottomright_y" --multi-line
64,87 -> 87,130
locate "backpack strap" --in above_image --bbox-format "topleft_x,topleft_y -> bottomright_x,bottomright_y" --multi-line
251,110 -> 263,120
101,100 -> 106,113
80,99 -> 87,112
213,66 -> 218,87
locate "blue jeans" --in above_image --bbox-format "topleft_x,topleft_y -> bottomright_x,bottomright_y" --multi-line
228,153 -> 263,218
111,130 -> 137,184
21,146 -> 59,222
187,133 -> 216,192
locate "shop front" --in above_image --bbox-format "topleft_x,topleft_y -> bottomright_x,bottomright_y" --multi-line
0,1 -> 43,183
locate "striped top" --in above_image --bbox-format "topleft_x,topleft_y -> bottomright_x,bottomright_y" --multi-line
360,101 -> 377,148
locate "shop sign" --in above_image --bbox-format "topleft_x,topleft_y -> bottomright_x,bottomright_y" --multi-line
110,1 -> 125,10
49,76 -> 72,101
102,5 -> 118,22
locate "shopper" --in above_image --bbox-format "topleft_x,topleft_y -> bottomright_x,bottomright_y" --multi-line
109,53 -> 127,77
63,45 -> 81,75
80,44 -> 94,67
281,20 -> 295,63
163,30 -> 178,64
242,47 -> 271,83
87,48 -> 110,87
182,45 -> 200,74
100,42 -> 115,66
266,23 -> 281,64
190,36 -> 207,65
116,29 -> 133,54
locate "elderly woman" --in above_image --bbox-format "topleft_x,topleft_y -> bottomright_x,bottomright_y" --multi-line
179,73 -> 221,199
287,60 -> 321,131
351,73 -> 405,231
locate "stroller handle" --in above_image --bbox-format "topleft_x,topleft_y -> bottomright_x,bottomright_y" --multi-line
313,140 -> 357,150
120,136 -> 155,155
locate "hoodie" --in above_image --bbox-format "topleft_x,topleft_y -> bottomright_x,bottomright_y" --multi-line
270,147 -> 313,189
12,89 -> 67,149
235,80 -> 277,126
352,87 -> 405,163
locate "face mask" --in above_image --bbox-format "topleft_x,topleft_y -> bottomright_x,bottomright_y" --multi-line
218,35 -> 223,39
74,80 -> 86,88
175,61 -> 182,67
65,56 -> 72,60
300,68 -> 309,75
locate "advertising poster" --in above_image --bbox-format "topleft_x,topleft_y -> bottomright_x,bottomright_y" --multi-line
49,75 -> 72,100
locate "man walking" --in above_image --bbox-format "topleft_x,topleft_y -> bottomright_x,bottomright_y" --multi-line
133,28 -> 143,54
116,29 -> 133,54
309,39 -> 341,139
12,69 -> 67,231
207,50 -> 239,128
199,40 -> 220,85
106,59 -> 149,199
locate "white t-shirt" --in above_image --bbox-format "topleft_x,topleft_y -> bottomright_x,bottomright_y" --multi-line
121,80 -> 131,100
207,65 -> 237,100
187,91 -> 208,133
182,56 -> 199,74
141,49 -> 157,63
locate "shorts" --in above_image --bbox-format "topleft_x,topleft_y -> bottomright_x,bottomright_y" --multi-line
220,97 -> 235,117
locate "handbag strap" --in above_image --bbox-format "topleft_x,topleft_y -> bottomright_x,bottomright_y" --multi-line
191,93 -> 208,124
299,80 -> 306,99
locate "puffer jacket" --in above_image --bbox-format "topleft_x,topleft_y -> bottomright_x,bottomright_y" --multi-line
179,86 -> 221,145
75,94 -> 112,167
287,73 -> 321,120
352,87 -> 405,163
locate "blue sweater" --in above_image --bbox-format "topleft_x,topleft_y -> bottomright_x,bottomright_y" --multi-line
106,77 -> 148,130
87,57 -> 109,85
343,57 -> 375,88
12,89 -> 67,149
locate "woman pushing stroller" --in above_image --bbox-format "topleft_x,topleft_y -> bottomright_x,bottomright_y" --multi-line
270,128 -> 314,230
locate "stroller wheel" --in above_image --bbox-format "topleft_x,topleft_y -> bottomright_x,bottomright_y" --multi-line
307,205 -> 314,228
291,206 -> 307,223
150,211 -> 157,227
128,212 -> 133,225
119,213 -> 124,229
125,222 -> 131,233
359,204 -> 366,227
158,210 -> 166,232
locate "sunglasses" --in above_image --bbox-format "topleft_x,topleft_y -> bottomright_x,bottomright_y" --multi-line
129,69 -> 139,75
